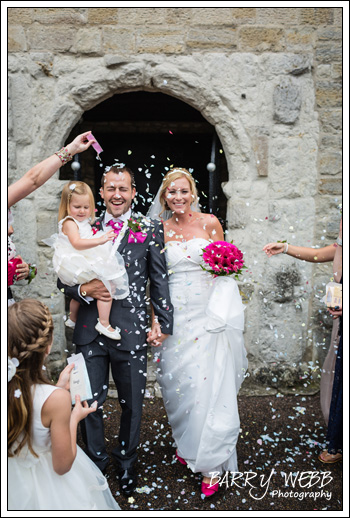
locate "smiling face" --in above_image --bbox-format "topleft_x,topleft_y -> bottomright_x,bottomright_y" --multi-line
163,176 -> 194,215
100,171 -> 136,218
68,193 -> 92,221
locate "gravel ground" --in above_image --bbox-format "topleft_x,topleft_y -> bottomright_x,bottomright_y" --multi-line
77,393 -> 344,513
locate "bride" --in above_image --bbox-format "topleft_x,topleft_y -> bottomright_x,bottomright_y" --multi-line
147,168 -> 248,497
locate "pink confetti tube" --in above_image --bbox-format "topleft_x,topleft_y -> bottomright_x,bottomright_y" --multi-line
87,133 -> 103,154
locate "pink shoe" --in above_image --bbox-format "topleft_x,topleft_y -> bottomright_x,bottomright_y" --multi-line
176,451 -> 187,465
201,481 -> 219,497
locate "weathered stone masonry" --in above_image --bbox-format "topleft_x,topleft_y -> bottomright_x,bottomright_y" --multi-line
8,8 -> 342,394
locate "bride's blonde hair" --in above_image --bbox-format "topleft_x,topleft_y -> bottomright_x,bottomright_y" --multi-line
158,168 -> 199,217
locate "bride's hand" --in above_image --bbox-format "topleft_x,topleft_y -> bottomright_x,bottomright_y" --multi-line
147,322 -> 168,347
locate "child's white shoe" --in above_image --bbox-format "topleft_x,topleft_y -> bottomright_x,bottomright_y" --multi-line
65,318 -> 76,329
95,320 -> 121,340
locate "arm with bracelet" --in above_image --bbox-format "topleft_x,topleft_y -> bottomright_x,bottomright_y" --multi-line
8,131 -> 95,208
263,241 -> 337,263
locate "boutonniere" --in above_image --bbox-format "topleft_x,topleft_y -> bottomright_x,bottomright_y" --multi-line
127,215 -> 149,243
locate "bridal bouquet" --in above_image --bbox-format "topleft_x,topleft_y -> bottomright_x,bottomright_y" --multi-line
201,241 -> 246,280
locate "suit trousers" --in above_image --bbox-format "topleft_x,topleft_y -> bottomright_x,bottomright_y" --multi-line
76,337 -> 147,471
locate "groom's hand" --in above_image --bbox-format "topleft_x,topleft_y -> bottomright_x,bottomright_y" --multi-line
147,324 -> 169,347
81,279 -> 112,302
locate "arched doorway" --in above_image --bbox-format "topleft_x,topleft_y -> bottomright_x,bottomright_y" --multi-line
59,91 -> 228,226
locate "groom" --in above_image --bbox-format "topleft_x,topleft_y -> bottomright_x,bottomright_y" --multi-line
58,166 -> 173,496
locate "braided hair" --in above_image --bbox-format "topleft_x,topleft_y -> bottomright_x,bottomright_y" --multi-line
8,299 -> 54,457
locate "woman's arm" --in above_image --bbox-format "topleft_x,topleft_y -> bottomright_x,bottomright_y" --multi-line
8,132 -> 94,208
62,219 -> 115,250
263,242 -> 336,263
333,218 -> 342,282
42,389 -> 97,475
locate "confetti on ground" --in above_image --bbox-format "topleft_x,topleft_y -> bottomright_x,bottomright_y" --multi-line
80,394 -> 343,512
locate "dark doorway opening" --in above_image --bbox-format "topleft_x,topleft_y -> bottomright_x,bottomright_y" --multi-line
60,91 -> 228,226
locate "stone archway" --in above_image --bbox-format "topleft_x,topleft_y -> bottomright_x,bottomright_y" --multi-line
11,52 -> 324,393
31,56 -> 250,372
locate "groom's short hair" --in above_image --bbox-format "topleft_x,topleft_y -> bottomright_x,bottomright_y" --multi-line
102,166 -> 136,188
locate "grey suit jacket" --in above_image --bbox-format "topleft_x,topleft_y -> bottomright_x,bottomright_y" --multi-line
57,213 -> 174,351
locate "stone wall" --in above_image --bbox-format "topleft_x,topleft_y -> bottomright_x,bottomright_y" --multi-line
8,7 -> 342,394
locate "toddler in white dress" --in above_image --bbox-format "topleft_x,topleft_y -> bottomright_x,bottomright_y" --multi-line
45,181 -> 129,340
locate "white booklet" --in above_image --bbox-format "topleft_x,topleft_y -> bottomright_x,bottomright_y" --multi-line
67,353 -> 93,405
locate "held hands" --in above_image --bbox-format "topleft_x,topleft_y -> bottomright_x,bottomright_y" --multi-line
147,321 -> 169,347
262,242 -> 285,257
66,131 -> 96,156
14,255 -> 29,281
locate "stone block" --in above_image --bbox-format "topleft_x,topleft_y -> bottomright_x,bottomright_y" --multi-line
165,7 -> 192,25
332,63 -> 342,80
319,108 -> 342,132
257,7 -> 299,24
319,151 -> 342,176
316,81 -> 342,108
269,136 -> 318,199
190,7 -> 233,25
8,8 -> 34,24
316,64 -> 332,79
231,8 -> 256,24
226,199 -> 248,229
118,7 -> 166,25
186,27 -> 236,50
87,7 -> 119,24
317,27 -> 342,41
27,24 -> 76,52
102,26 -> 136,53
285,28 -> 316,50
32,7 -> 87,24
251,135 -> 269,176
318,179 -> 342,195
104,54 -> 130,68
136,28 -> 185,54
315,45 -> 342,64
259,53 -> 313,78
273,77 -> 302,124
72,28 -> 103,55
8,25 -> 27,52
9,75 -> 33,145
320,133 -> 342,150
239,27 -> 285,52
333,7 -> 343,26
37,211 -> 58,246
299,8 -> 334,26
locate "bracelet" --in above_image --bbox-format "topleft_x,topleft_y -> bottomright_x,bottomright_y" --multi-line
153,316 -> 159,324
336,237 -> 342,246
55,147 -> 73,165
27,264 -> 37,284
282,243 -> 289,254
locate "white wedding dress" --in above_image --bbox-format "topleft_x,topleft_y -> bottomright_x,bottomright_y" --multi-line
157,238 -> 248,477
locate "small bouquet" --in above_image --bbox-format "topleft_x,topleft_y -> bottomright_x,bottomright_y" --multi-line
200,241 -> 246,280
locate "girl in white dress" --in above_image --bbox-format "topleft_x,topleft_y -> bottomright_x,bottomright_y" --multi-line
148,168 -> 248,497
46,181 -> 129,340
7,299 -> 120,510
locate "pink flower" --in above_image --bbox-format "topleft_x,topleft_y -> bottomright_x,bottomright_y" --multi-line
200,242 -> 246,279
